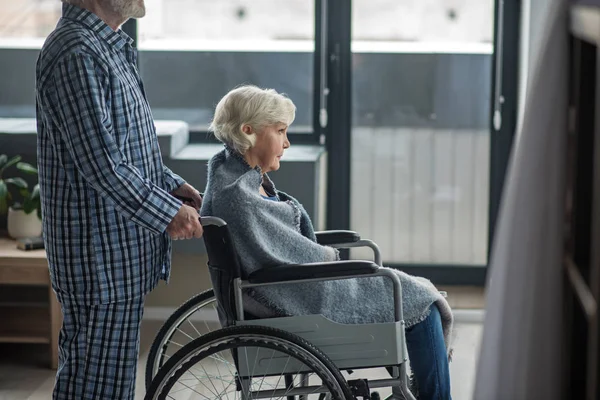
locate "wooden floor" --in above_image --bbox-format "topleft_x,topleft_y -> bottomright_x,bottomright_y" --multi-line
0,286 -> 485,399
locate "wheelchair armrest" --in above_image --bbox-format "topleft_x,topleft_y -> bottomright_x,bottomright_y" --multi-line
315,230 -> 361,245
247,260 -> 378,284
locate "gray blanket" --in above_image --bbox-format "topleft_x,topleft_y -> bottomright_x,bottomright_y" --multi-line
201,147 -> 454,350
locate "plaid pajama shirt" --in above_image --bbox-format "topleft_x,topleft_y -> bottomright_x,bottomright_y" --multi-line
36,4 -> 185,399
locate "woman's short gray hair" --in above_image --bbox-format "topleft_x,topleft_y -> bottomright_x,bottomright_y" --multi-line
209,85 -> 296,154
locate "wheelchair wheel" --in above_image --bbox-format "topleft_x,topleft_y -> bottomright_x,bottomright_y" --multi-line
145,325 -> 354,400
145,289 -> 219,388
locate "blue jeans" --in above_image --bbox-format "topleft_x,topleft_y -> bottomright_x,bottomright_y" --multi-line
404,304 -> 452,400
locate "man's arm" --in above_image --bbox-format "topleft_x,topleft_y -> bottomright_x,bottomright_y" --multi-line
163,165 -> 185,193
44,53 -> 181,235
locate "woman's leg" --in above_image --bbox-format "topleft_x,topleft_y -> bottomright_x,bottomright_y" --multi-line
404,303 -> 452,400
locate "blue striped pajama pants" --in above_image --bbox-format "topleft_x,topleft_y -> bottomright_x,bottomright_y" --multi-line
52,296 -> 145,400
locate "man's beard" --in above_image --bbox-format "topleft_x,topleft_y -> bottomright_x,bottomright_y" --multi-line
110,0 -> 145,19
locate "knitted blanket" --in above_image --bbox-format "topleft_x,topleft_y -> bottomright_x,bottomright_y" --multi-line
200,147 -> 454,351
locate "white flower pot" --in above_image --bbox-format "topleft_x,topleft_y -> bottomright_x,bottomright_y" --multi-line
7,207 -> 42,239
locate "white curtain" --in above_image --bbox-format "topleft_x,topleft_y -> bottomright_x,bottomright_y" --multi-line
474,1 -> 568,399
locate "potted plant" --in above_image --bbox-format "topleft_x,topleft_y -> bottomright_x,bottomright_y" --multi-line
0,154 -> 42,239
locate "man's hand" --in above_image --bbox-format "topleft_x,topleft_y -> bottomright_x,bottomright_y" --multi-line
171,183 -> 203,210
166,204 -> 203,240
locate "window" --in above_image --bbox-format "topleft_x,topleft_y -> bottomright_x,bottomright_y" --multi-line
0,0 -> 61,42
353,0 -> 493,43
139,0 -> 313,43
350,0 -> 494,265
137,0 -> 316,134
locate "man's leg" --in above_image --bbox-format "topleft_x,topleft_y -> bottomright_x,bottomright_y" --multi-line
53,296 -> 145,400
404,303 -> 452,400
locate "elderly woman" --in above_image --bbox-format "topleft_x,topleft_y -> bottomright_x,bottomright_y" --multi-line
201,85 -> 453,400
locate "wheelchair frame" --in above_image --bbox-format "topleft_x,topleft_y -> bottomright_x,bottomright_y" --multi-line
146,216 -> 418,400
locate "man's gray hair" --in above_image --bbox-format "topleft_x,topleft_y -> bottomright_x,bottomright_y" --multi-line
209,85 -> 296,155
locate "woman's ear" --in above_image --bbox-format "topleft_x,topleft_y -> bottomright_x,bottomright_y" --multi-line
241,124 -> 253,135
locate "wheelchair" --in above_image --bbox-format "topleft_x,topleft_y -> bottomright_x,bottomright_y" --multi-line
144,216 -> 419,400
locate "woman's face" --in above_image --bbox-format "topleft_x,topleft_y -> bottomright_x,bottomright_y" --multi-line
244,122 -> 290,174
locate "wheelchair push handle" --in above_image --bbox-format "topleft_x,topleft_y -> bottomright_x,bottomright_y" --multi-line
174,194 -> 194,203
173,192 -> 202,204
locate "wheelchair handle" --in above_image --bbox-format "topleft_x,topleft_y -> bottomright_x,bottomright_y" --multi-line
200,216 -> 227,227
174,195 -> 193,203
174,194 -> 202,203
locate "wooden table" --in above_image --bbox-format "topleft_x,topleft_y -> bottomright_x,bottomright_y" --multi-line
0,237 -> 61,369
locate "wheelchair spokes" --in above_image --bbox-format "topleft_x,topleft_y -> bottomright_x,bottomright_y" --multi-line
146,290 -> 221,388
167,350 -> 321,399
145,326 -> 353,400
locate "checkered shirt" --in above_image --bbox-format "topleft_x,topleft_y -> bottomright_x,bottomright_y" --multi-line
36,4 -> 185,304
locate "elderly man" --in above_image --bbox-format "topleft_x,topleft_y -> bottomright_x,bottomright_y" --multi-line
35,0 -> 203,398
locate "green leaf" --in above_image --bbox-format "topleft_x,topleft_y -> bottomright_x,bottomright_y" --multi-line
29,199 -> 41,216
23,196 -> 35,214
5,177 -> 28,190
0,155 -> 6,170
0,180 -> 7,215
23,185 -> 40,215
30,184 -> 40,201
16,162 -> 37,175
0,155 -> 21,176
